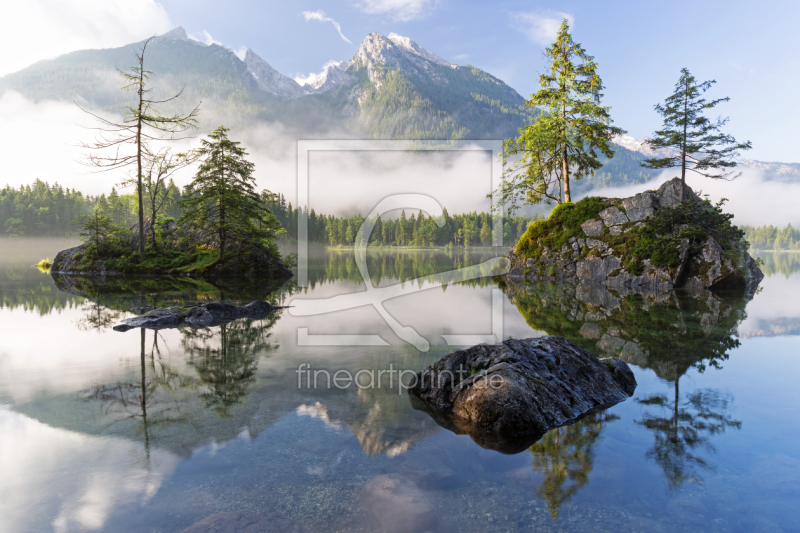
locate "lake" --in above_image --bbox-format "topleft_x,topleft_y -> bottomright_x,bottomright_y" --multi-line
1,238 -> 799,533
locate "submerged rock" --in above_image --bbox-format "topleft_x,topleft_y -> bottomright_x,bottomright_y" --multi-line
408,336 -> 636,453
182,512 -> 308,533
112,301 -> 276,331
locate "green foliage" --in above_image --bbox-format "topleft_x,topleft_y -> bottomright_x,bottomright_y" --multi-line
179,126 -> 282,262
641,68 -> 752,193
626,260 -> 644,276
614,197 -> 745,273
516,197 -> 605,258
497,19 -> 624,210
75,211 -> 117,250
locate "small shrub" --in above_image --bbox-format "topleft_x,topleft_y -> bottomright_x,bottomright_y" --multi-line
626,260 -> 644,276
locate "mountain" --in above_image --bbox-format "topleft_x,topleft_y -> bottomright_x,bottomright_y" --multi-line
4,27 -> 793,188
0,27 -> 533,140
609,134 -> 800,184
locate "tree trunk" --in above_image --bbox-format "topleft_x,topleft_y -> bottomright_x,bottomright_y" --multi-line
561,67 -> 571,203
562,144 -> 571,203
680,82 -> 688,203
136,56 -> 145,259
218,147 -> 225,263
150,190 -> 157,251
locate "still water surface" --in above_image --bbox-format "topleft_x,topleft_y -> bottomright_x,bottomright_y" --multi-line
1,238 -> 799,533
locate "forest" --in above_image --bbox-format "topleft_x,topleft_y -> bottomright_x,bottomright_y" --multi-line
0,179 -> 539,248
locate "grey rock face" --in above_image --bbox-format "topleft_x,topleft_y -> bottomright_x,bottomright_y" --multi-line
599,206 -> 629,227
409,336 -> 636,453
503,178 -> 764,294
183,512 -> 308,533
581,219 -> 604,236
622,191 -> 658,222
576,256 -> 621,282
113,301 -> 276,332
244,49 -> 307,100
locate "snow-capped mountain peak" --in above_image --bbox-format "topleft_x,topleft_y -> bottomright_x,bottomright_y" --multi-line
386,32 -> 451,67
350,32 -> 454,83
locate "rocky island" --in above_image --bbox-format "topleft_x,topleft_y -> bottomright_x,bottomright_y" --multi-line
501,178 -> 764,293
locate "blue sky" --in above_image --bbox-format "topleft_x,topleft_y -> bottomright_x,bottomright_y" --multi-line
2,0 -> 799,162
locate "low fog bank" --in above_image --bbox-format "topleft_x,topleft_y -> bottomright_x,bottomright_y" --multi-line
581,170 -> 800,227
3,90 -> 797,223
0,92 -> 498,216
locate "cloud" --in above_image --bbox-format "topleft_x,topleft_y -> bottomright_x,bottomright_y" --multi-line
302,10 -> 352,44
295,60 -> 343,86
0,0 -> 174,77
356,0 -> 436,21
190,29 -> 222,46
511,10 -> 575,46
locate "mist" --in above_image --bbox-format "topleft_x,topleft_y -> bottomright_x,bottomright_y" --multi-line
0,92 -> 500,217
581,170 -> 800,227
4,89 -> 797,224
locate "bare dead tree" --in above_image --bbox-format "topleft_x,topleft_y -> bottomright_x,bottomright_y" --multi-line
76,36 -> 200,258
125,146 -> 197,249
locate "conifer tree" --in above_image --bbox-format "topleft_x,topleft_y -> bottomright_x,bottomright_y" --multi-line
498,19 -> 623,211
641,68 -> 752,202
179,126 -> 281,264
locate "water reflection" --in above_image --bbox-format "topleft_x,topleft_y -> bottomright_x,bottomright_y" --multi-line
183,318 -> 278,417
529,412 -> 619,520
637,388 -> 741,490
306,247 -> 503,288
756,251 -> 800,278
502,279 -> 746,490
4,241 -> 799,532
500,279 -> 748,380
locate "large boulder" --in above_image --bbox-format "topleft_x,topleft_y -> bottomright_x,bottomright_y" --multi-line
51,244 -> 110,275
408,336 -> 636,453
503,178 -> 763,294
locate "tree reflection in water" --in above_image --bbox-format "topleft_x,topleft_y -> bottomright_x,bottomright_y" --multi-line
503,280 -> 746,492
181,314 -> 279,417
529,412 -> 619,520
637,386 -> 741,490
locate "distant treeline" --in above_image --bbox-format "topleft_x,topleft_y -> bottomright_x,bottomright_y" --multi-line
1,181 -> 539,247
743,224 -> 800,250
263,194 -> 540,247
0,179 -> 182,236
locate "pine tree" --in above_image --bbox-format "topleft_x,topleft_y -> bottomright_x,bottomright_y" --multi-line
641,68 -> 752,202
497,19 -> 623,210
179,126 -> 280,264
76,211 -> 116,250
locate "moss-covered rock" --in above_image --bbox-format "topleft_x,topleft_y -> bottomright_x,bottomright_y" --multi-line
503,178 -> 763,294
